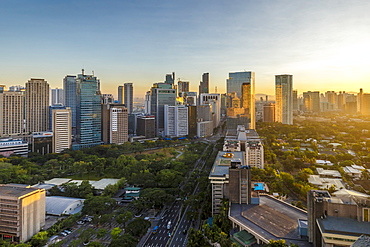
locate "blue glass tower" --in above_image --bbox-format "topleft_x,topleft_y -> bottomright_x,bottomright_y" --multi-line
63,75 -> 77,130
72,72 -> 102,150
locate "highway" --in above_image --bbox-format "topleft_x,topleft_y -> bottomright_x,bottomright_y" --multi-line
143,201 -> 182,247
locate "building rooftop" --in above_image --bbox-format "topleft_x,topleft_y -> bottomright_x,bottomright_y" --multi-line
317,216 -> 370,236
209,151 -> 245,178
229,195 -> 311,246
351,235 -> 370,247
44,178 -> 72,186
0,184 -> 41,198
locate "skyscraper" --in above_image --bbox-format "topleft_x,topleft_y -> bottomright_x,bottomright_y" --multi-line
263,103 -> 275,122
72,72 -> 102,150
124,83 -> 133,114
199,93 -> 221,128
25,78 -> 50,132
275,74 -> 293,125
101,94 -> 114,104
52,108 -> 71,153
101,104 -> 128,144
118,85 -> 124,104
241,82 -> 255,129
150,83 -> 176,136
0,91 -> 24,137
63,75 -> 77,130
164,105 -> 188,137
199,72 -> 209,94
144,91 -> 151,114
165,72 -> 175,84
303,91 -> 320,113
177,81 -> 189,96
51,88 -> 64,105
227,71 -> 255,98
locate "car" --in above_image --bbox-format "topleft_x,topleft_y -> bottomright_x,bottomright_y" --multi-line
183,229 -> 187,234
60,232 -> 67,237
77,221 -> 84,225
63,230 -> 71,234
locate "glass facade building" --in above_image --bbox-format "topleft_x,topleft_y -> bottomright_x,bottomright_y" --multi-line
63,75 -> 77,129
275,74 -> 293,125
72,73 -> 102,150
227,71 -> 255,98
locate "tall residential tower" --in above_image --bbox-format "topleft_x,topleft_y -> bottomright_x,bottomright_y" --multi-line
275,74 -> 293,125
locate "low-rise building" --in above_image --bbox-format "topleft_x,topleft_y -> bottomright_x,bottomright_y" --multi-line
0,184 -> 46,243
0,139 -> 28,157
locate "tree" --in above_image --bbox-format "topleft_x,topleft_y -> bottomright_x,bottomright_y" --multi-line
116,211 -> 133,227
110,227 -> 122,239
82,196 -> 116,215
29,231 -> 48,247
96,228 -> 108,238
79,228 -> 96,244
87,242 -> 103,247
109,234 -> 138,247
126,218 -> 151,238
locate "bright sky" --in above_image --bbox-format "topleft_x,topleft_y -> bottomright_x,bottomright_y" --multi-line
1,0 -> 370,98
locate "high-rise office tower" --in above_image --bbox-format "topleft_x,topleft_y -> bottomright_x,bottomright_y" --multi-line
164,105 -> 188,137
241,82 -> 255,129
275,74 -> 293,125
101,94 -> 114,104
51,88 -> 64,106
263,103 -> 275,122
101,104 -> 128,144
337,91 -> 346,110
199,72 -> 209,94
150,83 -> 176,136
0,91 -> 24,137
362,93 -> 370,115
52,108 -> 71,153
165,72 -> 175,84
199,93 -> 221,128
144,91 -> 151,114
303,91 -> 320,113
124,83 -> 133,114
118,85 -> 124,104
63,75 -> 77,130
177,81 -> 189,97
25,79 -> 50,132
227,71 -> 255,98
358,88 -> 363,114
136,115 -> 156,138
293,90 -> 298,112
72,72 -> 102,150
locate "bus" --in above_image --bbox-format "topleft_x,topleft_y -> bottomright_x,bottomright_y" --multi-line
167,221 -> 171,229
152,226 -> 158,234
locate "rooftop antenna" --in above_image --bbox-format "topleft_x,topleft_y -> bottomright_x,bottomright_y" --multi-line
82,69 -> 85,75
215,86 -> 218,93
92,70 -> 94,76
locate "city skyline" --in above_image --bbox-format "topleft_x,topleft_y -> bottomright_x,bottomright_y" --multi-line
1,1 -> 370,98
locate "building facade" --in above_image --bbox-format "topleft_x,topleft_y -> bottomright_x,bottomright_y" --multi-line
136,115 -> 155,138
199,72 -> 209,94
227,71 -> 255,98
51,88 -> 64,106
63,75 -> 78,131
246,140 -> 264,169
0,91 -> 24,137
164,105 -> 188,137
0,139 -> 28,157
72,73 -> 102,150
263,103 -> 275,122
177,81 -> 189,97
0,184 -> 46,243
101,104 -> 128,144
52,108 -> 71,153
25,79 -> 50,133
150,83 -> 176,136
124,83 -> 133,114
275,74 -> 293,125
118,85 -> 124,104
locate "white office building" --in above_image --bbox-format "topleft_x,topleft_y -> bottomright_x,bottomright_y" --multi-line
164,105 -> 188,137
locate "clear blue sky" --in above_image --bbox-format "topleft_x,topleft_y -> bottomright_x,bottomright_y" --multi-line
1,0 -> 370,98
